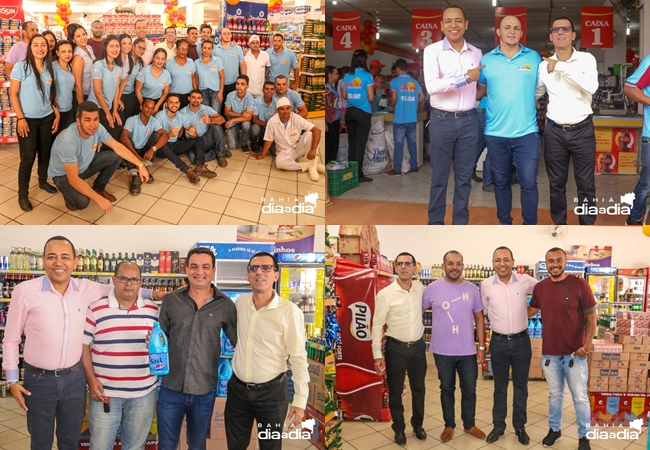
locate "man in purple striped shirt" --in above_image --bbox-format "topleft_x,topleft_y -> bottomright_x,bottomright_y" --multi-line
81,261 -> 159,450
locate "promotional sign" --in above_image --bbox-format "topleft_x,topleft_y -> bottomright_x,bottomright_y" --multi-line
0,0 -> 24,21
595,127 -> 638,174
494,7 -> 526,47
195,242 -> 274,260
332,11 -> 359,51
565,245 -> 613,268
236,226 -> 316,253
411,9 -> 442,50
581,6 -> 614,48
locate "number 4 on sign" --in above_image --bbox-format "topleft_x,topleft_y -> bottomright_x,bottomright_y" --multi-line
341,32 -> 352,49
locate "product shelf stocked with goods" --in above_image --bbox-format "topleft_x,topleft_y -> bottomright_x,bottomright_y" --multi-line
0,19 -> 22,145
101,13 -> 163,40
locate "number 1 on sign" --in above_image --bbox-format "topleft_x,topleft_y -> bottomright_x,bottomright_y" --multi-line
341,32 -> 352,49
592,27 -> 602,46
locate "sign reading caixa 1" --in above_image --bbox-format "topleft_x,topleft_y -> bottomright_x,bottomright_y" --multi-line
0,0 -> 24,20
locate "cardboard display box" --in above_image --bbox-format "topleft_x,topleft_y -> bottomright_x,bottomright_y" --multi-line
590,352 -> 628,361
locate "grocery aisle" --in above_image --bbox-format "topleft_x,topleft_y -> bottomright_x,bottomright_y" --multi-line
341,352 -> 647,450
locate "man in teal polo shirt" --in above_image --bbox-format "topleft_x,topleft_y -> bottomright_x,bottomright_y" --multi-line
120,98 -> 169,195
267,33 -> 298,91
477,15 -> 541,225
273,75 -> 308,118
251,81 -> 277,154
212,28 -> 246,116
225,75 -> 256,153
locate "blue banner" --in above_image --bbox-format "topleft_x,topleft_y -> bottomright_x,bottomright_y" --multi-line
195,242 -> 274,260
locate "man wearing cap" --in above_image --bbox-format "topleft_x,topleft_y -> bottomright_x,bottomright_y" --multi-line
370,60 -> 385,90
245,35 -> 271,98
267,33 -> 299,91
252,97 -> 324,181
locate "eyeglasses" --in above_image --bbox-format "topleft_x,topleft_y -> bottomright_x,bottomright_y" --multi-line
247,264 -> 276,273
396,261 -> 415,267
165,31 -> 176,35
115,276 -> 142,285
551,26 -> 572,34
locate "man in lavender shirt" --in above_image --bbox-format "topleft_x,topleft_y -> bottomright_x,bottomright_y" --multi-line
422,250 -> 486,443
3,21 -> 38,78
423,6 -> 484,224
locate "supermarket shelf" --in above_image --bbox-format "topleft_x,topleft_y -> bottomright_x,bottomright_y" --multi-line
299,89 -> 325,94
306,111 -> 324,119
377,270 -> 394,278
597,301 -> 643,306
0,81 -> 9,88
302,38 -> 324,42
0,30 -> 20,36
302,54 -> 325,58
0,270 -> 45,274
325,298 -> 336,307
299,72 -> 324,76
0,270 -> 186,277
232,30 -> 271,34
0,137 -> 17,144
0,110 -> 16,117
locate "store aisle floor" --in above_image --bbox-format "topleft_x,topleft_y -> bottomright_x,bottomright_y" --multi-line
0,118 -> 325,226
341,353 -> 647,450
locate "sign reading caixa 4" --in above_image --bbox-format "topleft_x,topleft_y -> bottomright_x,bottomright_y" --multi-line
0,0 -> 24,20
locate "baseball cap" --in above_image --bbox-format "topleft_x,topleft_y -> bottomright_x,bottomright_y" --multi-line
276,97 -> 291,108
370,60 -> 385,68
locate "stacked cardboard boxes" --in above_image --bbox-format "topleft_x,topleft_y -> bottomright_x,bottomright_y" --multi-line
306,353 -> 342,449
338,226 -> 386,269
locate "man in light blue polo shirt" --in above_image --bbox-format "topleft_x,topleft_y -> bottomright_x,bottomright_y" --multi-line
477,15 -> 542,225
251,81 -> 277,153
212,28 -> 246,116
267,33 -> 298,91
120,98 -> 169,195
49,102 -> 149,212
624,54 -> 650,225
273,75 -> 308,118
388,58 -> 424,175
225,75 -> 256,153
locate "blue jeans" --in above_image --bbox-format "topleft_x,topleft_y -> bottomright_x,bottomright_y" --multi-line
433,354 -> 478,430
23,363 -> 86,450
227,121 -> 251,149
89,388 -> 157,450
201,88 -> 222,113
157,385 -> 216,450
199,125 -> 226,157
485,132 -> 541,225
428,111 -> 479,224
475,109 -> 493,186
629,139 -> 650,221
393,122 -> 418,172
541,354 -> 590,438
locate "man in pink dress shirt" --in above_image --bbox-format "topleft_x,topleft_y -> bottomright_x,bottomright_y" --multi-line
1,236 -> 149,450
480,247 -> 537,445
423,6 -> 484,224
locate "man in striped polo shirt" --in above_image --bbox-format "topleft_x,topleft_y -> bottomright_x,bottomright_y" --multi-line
81,261 -> 160,450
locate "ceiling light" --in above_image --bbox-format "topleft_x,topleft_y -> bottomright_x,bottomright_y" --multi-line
627,26 -> 630,35
492,0 -> 496,6
376,32 -> 380,39
332,0 -> 336,3
416,49 -> 419,53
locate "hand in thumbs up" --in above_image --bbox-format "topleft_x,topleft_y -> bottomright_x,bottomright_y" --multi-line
201,112 -> 212,125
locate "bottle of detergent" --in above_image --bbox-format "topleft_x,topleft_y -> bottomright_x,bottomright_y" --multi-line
149,322 -> 169,376
221,329 -> 235,356
217,358 -> 233,397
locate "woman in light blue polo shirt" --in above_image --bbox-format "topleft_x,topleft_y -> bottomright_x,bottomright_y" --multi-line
9,34 -> 59,212
87,35 -> 123,142
342,49 -> 375,182
166,40 -> 198,109
116,34 -> 144,122
135,48 -> 171,113
69,24 -> 95,106
195,40 -> 224,112
53,39 -> 76,133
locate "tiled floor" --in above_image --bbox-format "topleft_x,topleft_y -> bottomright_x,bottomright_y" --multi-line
336,155 -> 640,214
341,353 -> 647,450
0,118 -> 325,225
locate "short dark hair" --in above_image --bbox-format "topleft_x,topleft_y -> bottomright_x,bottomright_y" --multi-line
187,26 -> 198,34
263,81 -> 276,89
274,74 -> 288,82
165,26 -> 176,34
43,236 -> 76,257
22,21 -> 35,31
201,40 -> 214,49
142,97 -> 155,106
187,247 -> 215,268
551,16 -> 575,32
237,74 -> 249,85
546,247 -> 567,259
167,93 -> 180,102
273,33 -> 284,40
176,39 -> 189,49
394,58 -> 408,72
200,24 -> 213,33
493,246 -> 513,260
77,101 -> 99,118
248,252 -> 279,271
395,252 -> 416,265
114,261 -> 142,277
444,5 -> 467,21
189,88 -> 203,97
134,19 -> 146,28
443,250 -> 463,264
91,20 -> 102,26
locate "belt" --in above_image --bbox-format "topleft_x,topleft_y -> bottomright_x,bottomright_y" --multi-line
548,115 -> 592,132
24,360 -> 82,377
491,330 -> 528,340
642,137 -> 650,143
476,108 -> 485,112
386,336 -> 423,347
234,373 -> 286,391
431,107 -> 476,118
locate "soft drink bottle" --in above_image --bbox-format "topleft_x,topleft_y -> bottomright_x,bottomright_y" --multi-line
217,358 -> 233,397
149,322 -> 169,375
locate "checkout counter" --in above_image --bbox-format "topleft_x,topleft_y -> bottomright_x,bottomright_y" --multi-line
592,114 -> 644,175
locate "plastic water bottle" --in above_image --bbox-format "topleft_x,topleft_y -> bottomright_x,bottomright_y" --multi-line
149,322 -> 169,376
535,319 -> 543,338
528,319 -> 534,336
221,330 -> 235,356
217,358 -> 233,397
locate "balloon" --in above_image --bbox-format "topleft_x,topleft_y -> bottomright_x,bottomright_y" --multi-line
226,0 -> 240,4
370,27 -> 377,34
56,1 -> 61,7
171,0 -> 178,5
59,5 -> 67,12
177,22 -> 185,28
370,42 -> 377,50
172,5 -> 178,12
363,35 -> 371,45
63,15 -> 69,24
59,0 -> 68,5
165,18 -> 172,26
364,20 -> 372,28
277,0 -> 282,4
65,8 -> 71,15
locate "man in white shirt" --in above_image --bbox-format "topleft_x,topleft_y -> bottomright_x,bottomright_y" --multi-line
372,252 -> 427,445
225,252 -> 309,450
536,16 -> 598,225
252,97 -> 324,181
244,35 -> 271,98
135,20 -> 155,66
155,27 -> 177,60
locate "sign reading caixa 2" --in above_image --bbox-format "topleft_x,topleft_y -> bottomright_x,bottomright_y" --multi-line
0,0 -> 24,20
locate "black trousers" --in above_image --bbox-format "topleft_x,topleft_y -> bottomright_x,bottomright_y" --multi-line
490,333 -> 532,431
57,109 -> 76,135
125,133 -> 160,171
178,92 -> 191,110
325,118 -> 340,163
544,118 -> 597,225
385,337 -> 427,433
344,107 -> 371,176
17,113 -> 55,197
225,374 -> 288,450
98,108 -> 122,151
120,91 -> 137,123
221,83 -> 236,117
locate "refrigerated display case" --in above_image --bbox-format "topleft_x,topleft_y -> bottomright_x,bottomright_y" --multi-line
616,268 -> 647,310
534,260 -> 585,281
585,266 -> 619,330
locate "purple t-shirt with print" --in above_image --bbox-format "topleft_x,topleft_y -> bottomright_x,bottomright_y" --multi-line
422,278 -> 483,356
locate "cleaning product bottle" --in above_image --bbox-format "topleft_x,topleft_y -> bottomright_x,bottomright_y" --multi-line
149,322 -> 169,376
221,329 -> 235,356
217,358 -> 233,397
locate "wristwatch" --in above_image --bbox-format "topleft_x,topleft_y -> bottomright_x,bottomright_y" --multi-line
478,346 -> 486,351
465,73 -> 473,85
151,146 -> 157,153
6,381 -> 17,388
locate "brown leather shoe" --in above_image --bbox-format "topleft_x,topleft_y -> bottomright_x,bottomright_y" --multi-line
194,164 -> 217,178
185,168 -> 201,184
95,190 -> 117,202
464,426 -> 486,440
64,200 -> 78,211
440,427 -> 454,442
